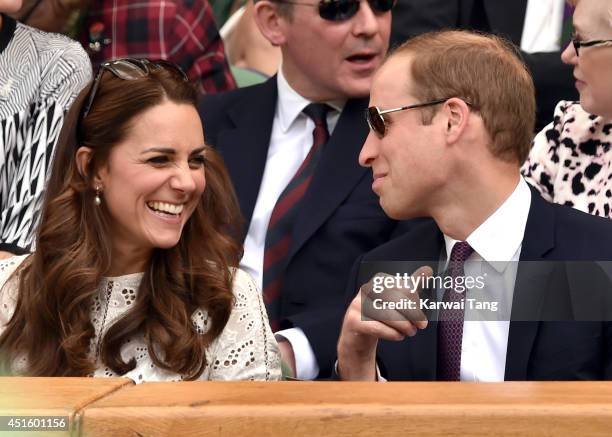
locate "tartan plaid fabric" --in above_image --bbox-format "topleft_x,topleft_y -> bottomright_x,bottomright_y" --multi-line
79,0 -> 236,94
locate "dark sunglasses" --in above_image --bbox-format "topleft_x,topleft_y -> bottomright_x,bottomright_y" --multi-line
366,98 -> 476,138
80,58 -> 188,121
273,0 -> 396,22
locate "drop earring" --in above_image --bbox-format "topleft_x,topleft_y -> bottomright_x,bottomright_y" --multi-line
94,185 -> 102,206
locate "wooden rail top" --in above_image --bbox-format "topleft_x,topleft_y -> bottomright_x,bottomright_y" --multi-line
1,379 -> 612,436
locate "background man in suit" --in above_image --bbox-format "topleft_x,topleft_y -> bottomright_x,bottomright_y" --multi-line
198,0 -> 408,379
337,30 -> 612,381
390,0 -> 578,131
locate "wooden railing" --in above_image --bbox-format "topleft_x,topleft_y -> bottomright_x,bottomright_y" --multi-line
1,378 -> 612,436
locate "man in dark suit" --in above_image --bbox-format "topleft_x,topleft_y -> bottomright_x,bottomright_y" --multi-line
198,0 -> 408,379
337,30 -> 612,381
390,0 -> 578,131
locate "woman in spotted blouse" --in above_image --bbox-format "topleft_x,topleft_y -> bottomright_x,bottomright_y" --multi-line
522,0 -> 612,218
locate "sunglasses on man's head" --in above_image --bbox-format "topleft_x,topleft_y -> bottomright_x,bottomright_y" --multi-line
273,0 -> 396,22
366,98 -> 476,138
80,58 -> 188,121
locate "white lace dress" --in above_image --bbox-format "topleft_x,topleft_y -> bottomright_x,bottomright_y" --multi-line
0,255 -> 282,382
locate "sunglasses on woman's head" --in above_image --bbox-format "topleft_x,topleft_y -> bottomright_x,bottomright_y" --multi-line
80,58 -> 188,121
273,0 -> 396,22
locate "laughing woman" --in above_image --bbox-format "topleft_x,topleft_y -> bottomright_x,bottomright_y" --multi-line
0,58 -> 281,381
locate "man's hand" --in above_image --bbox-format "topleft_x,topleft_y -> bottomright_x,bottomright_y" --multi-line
337,266 -> 433,381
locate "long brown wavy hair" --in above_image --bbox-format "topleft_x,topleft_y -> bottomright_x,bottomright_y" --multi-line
0,62 -> 243,379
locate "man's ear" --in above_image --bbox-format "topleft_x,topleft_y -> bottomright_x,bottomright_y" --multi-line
253,0 -> 288,46
75,146 -> 105,188
443,98 -> 470,144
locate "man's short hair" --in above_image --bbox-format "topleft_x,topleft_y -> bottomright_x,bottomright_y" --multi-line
391,30 -> 536,164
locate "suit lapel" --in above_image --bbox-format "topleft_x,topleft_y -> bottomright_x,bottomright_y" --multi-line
216,78 -> 278,226
459,0 -> 475,27
505,187 -> 556,380
402,225 -> 446,379
482,0 -> 527,45
377,221 -> 446,379
286,97 -> 370,261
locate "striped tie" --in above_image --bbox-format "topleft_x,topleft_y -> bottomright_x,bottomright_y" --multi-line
437,241 -> 474,381
262,103 -> 331,331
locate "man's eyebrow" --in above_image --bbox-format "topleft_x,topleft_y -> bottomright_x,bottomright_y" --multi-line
141,147 -> 176,154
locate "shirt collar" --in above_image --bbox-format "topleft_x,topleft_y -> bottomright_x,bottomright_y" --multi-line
276,68 -> 344,133
443,177 -> 532,272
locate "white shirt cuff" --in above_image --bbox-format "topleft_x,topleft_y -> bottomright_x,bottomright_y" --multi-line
275,328 -> 320,380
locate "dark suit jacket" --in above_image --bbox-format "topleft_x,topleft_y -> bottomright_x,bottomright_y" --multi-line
390,0 -> 578,131
198,78 -> 415,377
345,187 -> 612,380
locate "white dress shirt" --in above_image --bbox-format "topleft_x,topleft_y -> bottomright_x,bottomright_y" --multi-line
442,177 -> 532,381
240,68 -> 344,380
521,0 -> 567,53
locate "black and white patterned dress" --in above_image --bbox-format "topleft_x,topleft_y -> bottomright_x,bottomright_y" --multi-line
0,14 -> 91,253
522,101 -> 612,219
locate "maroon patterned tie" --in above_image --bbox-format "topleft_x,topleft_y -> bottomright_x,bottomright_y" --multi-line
437,241 -> 474,381
262,103 -> 330,331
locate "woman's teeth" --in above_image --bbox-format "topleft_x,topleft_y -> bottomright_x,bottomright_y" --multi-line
147,201 -> 184,215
